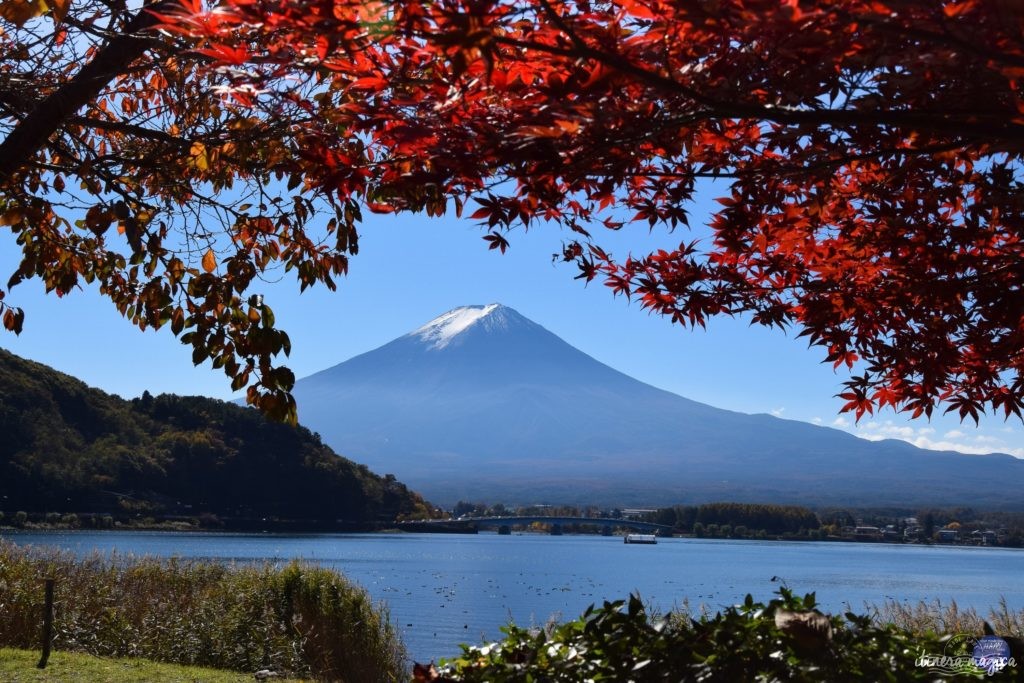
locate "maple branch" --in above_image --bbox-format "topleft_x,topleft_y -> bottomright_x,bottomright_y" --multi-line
490,35 -> 1024,145
755,141 -> 977,178
850,9 -> 1024,69
61,11 -> 137,42
611,140 -> 973,182
67,115 -> 191,147
0,0 -> 176,183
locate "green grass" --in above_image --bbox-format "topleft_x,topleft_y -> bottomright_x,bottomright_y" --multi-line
0,648 -> 307,682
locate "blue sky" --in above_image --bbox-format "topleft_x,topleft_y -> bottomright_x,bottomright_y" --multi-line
2,203 -> 1023,459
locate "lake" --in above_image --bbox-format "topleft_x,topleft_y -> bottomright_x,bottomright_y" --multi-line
3,530 -> 1023,663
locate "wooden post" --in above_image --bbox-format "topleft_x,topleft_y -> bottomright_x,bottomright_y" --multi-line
37,578 -> 54,669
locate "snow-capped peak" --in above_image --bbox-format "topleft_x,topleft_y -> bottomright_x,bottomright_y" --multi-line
413,304 -> 503,350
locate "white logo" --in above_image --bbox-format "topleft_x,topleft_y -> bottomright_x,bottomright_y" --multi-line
916,634 -> 1016,677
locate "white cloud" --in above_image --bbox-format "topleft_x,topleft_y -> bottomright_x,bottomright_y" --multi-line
908,437 -> 1023,456
844,420 -> 1024,458
811,417 -> 823,425
831,416 -> 851,428
859,421 -> 916,439
771,407 -> 785,417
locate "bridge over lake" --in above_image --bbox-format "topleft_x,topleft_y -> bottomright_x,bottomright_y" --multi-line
397,516 -> 673,534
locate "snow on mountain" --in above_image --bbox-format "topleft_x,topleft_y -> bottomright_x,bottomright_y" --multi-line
412,304 -> 502,350
290,304 -> 1024,508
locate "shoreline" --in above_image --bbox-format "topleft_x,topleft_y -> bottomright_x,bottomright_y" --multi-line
3,523 -> 1021,551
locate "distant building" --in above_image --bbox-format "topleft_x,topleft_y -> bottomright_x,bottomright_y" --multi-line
971,530 -> 999,545
936,528 -> 960,543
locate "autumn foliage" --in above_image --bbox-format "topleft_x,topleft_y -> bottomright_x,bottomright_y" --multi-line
2,0 -> 1023,423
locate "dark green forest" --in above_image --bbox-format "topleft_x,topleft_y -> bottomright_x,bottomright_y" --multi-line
0,349 -> 432,523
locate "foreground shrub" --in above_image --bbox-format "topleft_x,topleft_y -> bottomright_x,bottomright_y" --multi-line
0,541 -> 405,682
438,590 -> 1019,682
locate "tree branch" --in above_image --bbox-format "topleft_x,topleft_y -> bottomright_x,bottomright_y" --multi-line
0,0 -> 177,183
490,34 -> 1024,145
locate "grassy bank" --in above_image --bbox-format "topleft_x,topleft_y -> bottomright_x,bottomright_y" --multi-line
0,648 -> 307,682
0,541 -> 405,682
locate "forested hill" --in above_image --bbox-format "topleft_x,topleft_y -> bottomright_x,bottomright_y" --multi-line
0,349 -> 432,523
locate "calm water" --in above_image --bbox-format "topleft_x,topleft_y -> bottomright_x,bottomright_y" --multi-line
3,530 -> 1023,662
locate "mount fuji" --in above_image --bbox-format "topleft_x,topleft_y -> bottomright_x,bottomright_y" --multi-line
292,304 -> 1024,507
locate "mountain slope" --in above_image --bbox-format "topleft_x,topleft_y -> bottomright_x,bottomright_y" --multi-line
0,349 -> 430,521
292,304 -> 1024,508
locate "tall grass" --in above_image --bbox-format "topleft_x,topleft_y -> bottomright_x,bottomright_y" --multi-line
865,596 -> 1024,637
663,595 -> 1024,638
0,540 -> 405,682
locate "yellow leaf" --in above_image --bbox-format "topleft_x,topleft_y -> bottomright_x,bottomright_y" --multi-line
201,248 -> 216,273
189,142 -> 209,171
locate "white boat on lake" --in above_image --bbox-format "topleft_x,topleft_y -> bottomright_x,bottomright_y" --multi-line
624,533 -> 657,544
